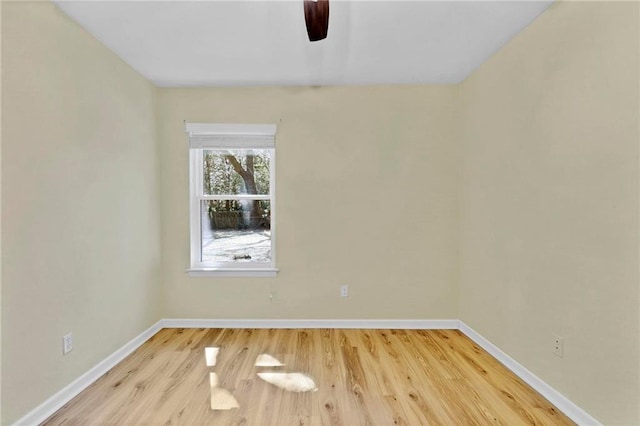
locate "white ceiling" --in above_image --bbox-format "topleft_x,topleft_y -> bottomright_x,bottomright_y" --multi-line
53,1 -> 553,87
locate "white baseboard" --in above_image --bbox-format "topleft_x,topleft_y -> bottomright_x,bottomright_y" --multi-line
161,318 -> 459,329
13,318 -> 600,426
459,321 -> 602,426
12,320 -> 163,426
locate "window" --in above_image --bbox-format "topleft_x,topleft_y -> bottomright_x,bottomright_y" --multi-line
186,123 -> 277,277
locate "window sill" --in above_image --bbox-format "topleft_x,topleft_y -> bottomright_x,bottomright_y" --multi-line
186,268 -> 278,278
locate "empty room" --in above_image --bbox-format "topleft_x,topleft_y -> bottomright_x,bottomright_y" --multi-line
1,0 -> 638,425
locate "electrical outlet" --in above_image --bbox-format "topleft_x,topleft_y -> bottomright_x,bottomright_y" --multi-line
340,285 -> 348,297
553,334 -> 563,358
63,333 -> 73,355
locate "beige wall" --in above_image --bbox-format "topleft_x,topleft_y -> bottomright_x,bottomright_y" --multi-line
157,86 -> 460,320
459,2 -> 639,424
1,2 -> 162,423
0,2 -> 3,422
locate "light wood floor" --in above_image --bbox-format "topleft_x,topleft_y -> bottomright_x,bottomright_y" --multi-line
44,328 -> 574,425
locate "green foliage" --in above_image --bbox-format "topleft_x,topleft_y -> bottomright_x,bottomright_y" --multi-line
203,149 -> 270,216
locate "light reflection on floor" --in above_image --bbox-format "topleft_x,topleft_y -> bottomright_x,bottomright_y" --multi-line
254,353 -> 285,367
206,349 -> 317,411
257,372 -> 318,393
204,347 -> 219,367
209,373 -> 240,410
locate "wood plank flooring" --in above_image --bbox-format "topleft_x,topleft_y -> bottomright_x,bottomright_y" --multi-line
43,328 -> 574,425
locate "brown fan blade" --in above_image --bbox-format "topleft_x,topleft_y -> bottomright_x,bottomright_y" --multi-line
304,0 -> 329,42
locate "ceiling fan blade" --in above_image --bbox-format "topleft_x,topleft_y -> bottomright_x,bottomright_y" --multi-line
304,0 -> 329,42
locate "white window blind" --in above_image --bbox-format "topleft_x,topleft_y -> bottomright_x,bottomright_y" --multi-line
186,123 -> 276,149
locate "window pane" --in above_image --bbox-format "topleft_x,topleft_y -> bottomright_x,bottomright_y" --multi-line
203,149 -> 270,195
201,200 -> 271,263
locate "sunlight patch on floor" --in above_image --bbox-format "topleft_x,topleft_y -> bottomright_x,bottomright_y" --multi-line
205,347 -> 220,367
255,353 -> 285,367
209,373 -> 240,410
257,372 -> 318,393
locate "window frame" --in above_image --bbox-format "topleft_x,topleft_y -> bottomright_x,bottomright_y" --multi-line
186,123 -> 277,277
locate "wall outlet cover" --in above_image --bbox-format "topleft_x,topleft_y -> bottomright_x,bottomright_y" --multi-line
63,333 -> 73,355
340,285 -> 349,297
553,334 -> 563,358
